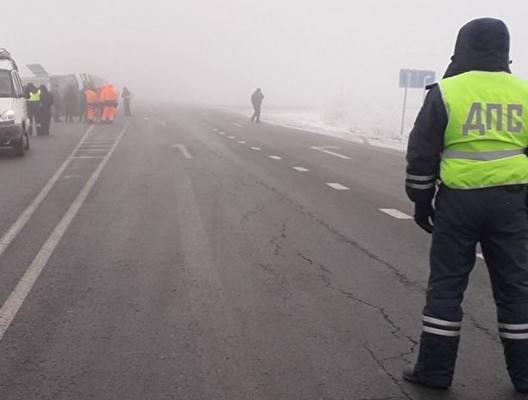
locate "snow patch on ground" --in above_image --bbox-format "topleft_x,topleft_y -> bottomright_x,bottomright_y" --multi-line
224,105 -> 422,153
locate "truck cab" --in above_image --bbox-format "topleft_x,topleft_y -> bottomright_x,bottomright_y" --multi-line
0,49 -> 29,156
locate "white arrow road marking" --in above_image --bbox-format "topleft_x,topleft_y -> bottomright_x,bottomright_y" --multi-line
0,122 -> 129,343
293,167 -> 310,172
379,209 -> 413,220
310,146 -> 351,160
268,155 -> 282,160
326,183 -> 350,190
171,144 -> 193,159
251,147 -> 262,151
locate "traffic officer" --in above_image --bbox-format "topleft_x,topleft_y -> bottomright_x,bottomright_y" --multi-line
26,83 -> 41,136
404,18 -> 528,392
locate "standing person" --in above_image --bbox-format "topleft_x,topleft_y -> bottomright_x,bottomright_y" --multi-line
122,86 -> 131,117
51,86 -> 62,122
250,88 -> 264,123
64,85 -> 78,123
78,87 -> 85,123
96,85 -> 106,123
84,85 -> 98,124
403,18 -> 528,392
36,85 -> 53,136
26,83 -> 41,135
102,84 -> 118,124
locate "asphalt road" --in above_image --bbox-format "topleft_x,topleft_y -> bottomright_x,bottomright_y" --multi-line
0,107 -> 520,400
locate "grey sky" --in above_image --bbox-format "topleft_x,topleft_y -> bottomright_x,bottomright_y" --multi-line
2,1 -> 527,107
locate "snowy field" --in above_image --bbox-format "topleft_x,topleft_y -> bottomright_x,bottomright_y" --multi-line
224,103 -> 424,153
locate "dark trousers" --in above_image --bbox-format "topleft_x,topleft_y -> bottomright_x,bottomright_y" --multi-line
124,99 -> 131,116
251,105 -> 261,122
37,111 -> 52,135
27,102 -> 39,135
65,110 -> 75,123
416,185 -> 528,389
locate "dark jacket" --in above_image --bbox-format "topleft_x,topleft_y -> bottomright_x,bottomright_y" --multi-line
39,88 -> 54,113
405,18 -> 511,203
251,90 -> 264,107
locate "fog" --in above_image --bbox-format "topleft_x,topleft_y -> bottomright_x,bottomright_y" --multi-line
2,1 -> 528,132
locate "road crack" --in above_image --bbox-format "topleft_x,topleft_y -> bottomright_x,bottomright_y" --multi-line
363,344 -> 415,400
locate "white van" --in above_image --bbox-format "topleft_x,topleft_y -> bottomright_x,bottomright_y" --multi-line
0,49 -> 29,156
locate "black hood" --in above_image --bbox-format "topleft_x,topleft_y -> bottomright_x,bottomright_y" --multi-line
443,18 -> 511,78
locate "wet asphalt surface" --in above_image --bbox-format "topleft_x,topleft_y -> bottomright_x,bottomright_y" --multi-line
0,107 -> 522,399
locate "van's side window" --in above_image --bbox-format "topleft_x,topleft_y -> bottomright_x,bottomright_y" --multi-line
11,71 -> 24,98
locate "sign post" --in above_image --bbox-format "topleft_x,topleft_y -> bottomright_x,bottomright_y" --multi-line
399,69 -> 436,137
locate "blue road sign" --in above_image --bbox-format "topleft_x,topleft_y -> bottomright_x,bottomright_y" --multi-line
399,69 -> 436,89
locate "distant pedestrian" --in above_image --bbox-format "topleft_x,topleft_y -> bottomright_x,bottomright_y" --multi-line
250,88 -> 264,123
78,87 -> 85,122
84,85 -> 98,124
26,83 -> 41,135
101,84 -> 118,123
36,85 -> 53,136
64,85 -> 78,123
51,86 -> 62,122
122,86 -> 132,116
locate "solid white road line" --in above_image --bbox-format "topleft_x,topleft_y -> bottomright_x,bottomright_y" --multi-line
250,147 -> 261,151
0,122 -> 129,342
72,156 -> 105,159
268,155 -> 282,160
326,183 -> 350,191
172,144 -> 193,159
292,167 -> 310,172
0,125 -> 95,261
310,146 -> 351,160
379,209 -> 413,220
238,141 -> 246,144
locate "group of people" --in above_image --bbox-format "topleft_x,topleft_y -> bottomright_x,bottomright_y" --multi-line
82,84 -> 126,124
23,83 -> 132,136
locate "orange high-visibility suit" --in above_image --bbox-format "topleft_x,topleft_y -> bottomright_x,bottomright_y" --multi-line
96,86 -> 105,122
102,84 -> 118,123
84,89 -> 98,123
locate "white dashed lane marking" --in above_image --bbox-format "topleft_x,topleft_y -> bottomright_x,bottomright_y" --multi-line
238,141 -> 246,144
228,136 -> 236,139
311,146 -> 351,160
251,147 -> 262,151
268,155 -> 282,160
233,123 -> 244,128
218,131 -> 225,135
292,167 -> 310,172
326,183 -> 350,191
212,128 -> 218,132
379,209 -> 413,220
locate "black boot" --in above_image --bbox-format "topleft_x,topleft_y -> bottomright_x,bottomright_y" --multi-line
404,332 -> 459,389
402,366 -> 449,390
502,339 -> 528,392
